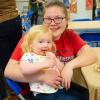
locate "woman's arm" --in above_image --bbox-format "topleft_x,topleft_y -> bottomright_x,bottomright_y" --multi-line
66,45 -> 97,69
61,45 -> 97,89
4,59 -> 62,88
5,59 -> 35,82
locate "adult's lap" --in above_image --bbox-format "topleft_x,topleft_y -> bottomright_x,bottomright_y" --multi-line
35,82 -> 89,100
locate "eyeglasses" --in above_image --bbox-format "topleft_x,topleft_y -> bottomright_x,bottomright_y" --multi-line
43,17 -> 66,24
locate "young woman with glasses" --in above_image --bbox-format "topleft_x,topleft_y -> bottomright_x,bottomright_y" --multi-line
5,1 -> 97,100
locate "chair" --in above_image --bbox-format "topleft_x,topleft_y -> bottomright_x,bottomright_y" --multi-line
6,78 -> 25,100
6,48 -> 100,100
72,47 -> 100,100
81,47 -> 100,100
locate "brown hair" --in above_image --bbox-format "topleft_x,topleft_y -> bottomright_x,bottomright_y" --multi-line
43,0 -> 68,20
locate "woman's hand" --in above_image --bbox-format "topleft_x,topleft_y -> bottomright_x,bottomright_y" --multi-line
41,68 -> 62,89
46,52 -> 56,59
61,64 -> 73,90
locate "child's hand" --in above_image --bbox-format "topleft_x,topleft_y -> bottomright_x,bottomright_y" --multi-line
44,57 -> 55,69
40,52 -> 56,69
46,52 -> 64,72
46,52 -> 56,59
45,52 -> 61,72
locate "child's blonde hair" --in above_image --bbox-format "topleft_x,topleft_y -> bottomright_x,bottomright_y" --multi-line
21,25 -> 54,53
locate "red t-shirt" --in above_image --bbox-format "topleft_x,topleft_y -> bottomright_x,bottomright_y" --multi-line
11,29 -> 86,61
11,29 -> 86,95
11,35 -> 24,60
55,29 -> 86,64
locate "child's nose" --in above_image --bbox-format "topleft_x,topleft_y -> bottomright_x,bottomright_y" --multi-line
43,43 -> 48,47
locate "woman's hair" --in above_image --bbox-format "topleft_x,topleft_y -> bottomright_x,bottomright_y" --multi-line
43,0 -> 68,20
21,25 -> 53,53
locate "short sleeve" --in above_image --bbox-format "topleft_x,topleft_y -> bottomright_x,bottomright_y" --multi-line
68,30 -> 86,55
21,53 -> 34,63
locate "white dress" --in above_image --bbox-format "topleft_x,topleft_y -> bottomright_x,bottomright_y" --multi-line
21,52 -> 58,94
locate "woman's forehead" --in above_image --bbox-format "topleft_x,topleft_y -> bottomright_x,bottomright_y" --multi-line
44,6 -> 65,16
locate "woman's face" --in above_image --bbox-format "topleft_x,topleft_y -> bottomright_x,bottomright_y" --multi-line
43,6 -> 68,40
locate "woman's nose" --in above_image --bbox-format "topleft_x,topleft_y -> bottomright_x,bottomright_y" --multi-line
50,19 -> 56,25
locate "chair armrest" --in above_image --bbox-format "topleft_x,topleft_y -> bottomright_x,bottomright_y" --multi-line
72,68 -> 87,88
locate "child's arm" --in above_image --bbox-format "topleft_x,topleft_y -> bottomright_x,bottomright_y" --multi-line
20,53 -> 55,75
46,52 -> 64,72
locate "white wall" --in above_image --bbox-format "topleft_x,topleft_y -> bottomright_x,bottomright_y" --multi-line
16,0 -> 64,15
16,0 -> 92,20
70,0 -> 92,21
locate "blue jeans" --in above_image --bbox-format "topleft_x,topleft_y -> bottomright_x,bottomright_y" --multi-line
35,82 -> 89,100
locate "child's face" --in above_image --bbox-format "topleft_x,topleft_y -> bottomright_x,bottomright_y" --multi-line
31,33 -> 53,56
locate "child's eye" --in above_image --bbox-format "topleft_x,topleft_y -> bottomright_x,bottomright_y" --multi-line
46,40 -> 52,44
39,41 -> 43,43
47,41 -> 50,43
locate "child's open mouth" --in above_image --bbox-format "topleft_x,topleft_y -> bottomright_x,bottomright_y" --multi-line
42,50 -> 48,53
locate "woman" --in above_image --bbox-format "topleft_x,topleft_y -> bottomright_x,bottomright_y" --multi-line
4,1 -> 97,100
